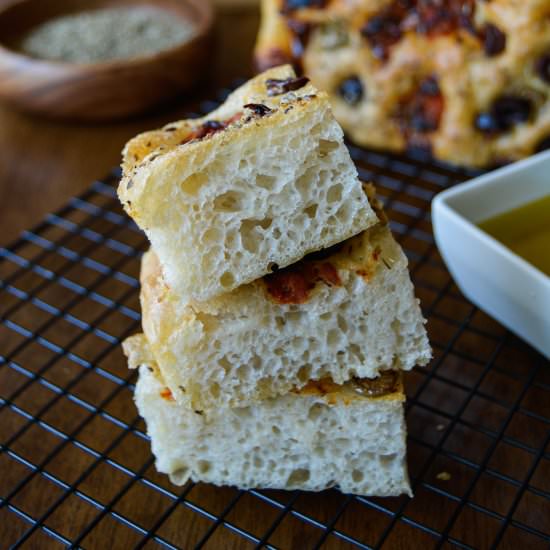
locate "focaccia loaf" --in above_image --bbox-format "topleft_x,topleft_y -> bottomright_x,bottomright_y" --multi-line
119,65 -> 377,301
254,1 -> 550,167
135,214 -> 430,413
129,337 -> 411,497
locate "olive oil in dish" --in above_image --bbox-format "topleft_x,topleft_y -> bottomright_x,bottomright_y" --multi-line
478,194 -> 550,276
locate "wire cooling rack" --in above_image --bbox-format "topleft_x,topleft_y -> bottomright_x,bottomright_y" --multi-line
1,84 -> 549,550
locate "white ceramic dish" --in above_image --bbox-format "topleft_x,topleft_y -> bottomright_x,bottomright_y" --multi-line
432,151 -> 550,359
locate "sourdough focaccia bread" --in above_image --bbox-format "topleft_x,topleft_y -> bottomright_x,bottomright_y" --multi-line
131,206 -> 430,413
255,0 -> 550,166
129,338 -> 411,497
119,65 -> 377,302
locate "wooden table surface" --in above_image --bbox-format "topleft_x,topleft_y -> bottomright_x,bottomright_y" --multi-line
1,2 -> 549,550
0,0 -> 260,247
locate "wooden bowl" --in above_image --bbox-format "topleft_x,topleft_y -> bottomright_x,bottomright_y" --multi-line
0,0 -> 213,121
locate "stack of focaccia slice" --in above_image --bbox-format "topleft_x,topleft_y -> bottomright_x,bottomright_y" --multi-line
119,65 -> 431,496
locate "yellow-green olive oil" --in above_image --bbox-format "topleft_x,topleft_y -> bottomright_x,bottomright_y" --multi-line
478,194 -> 550,277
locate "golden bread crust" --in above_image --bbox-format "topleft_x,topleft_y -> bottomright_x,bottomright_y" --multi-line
120,64 -> 316,176
254,0 -> 550,166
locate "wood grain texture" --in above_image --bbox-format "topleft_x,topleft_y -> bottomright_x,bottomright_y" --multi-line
1,2 -> 548,549
1,161 -> 548,550
0,1 -> 259,247
0,0 -> 214,120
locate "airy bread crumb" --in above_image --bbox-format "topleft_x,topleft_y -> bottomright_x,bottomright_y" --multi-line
132,350 -> 412,497
118,65 -> 378,302
134,216 -> 431,413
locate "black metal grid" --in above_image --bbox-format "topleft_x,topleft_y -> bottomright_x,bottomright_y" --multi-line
1,84 -> 549,550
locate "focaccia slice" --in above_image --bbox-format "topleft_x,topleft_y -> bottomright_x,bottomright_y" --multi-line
135,216 -> 430,413
119,65 -> 377,301
128,335 -> 411,497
